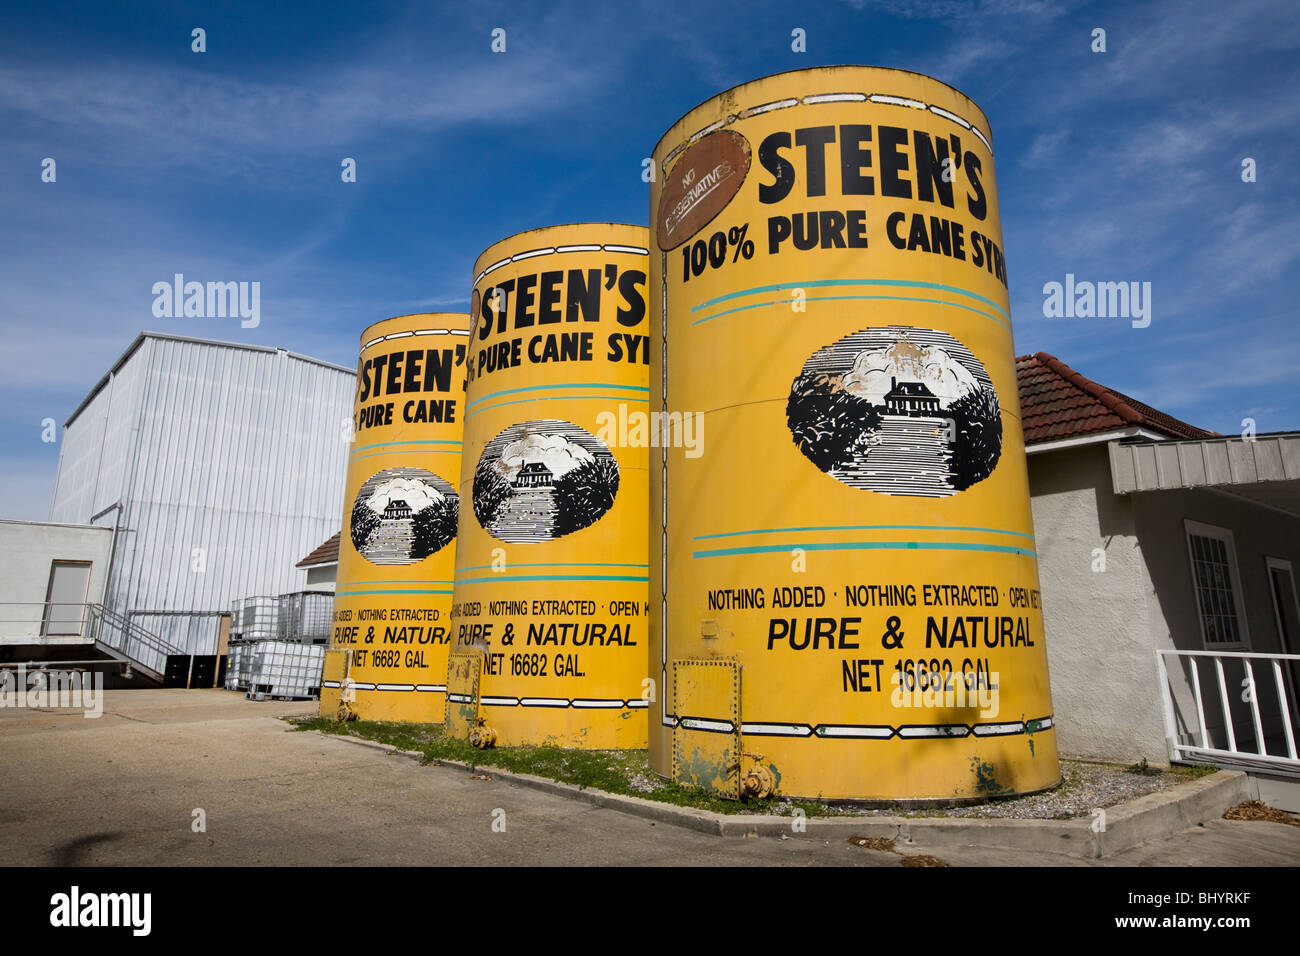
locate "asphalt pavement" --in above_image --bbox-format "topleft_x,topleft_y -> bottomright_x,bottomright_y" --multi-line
1,689 -> 1296,867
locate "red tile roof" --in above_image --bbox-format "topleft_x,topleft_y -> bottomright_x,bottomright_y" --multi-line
1015,352 -> 1215,445
296,532 -> 340,568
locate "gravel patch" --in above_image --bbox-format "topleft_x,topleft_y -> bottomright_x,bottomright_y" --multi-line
920,760 -> 1192,819
626,772 -> 660,794
768,760 -> 1199,820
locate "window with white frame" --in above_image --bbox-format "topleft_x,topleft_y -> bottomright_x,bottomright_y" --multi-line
1184,520 -> 1249,648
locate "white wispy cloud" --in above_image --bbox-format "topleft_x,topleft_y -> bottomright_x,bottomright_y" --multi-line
1020,129 -> 1068,170
0,57 -> 605,177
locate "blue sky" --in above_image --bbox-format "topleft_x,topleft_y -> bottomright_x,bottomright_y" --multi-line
2,0 -> 1297,519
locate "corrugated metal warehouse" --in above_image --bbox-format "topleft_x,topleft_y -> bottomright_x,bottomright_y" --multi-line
48,332 -> 355,663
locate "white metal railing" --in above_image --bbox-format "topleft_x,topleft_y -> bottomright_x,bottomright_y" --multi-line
0,601 -> 92,640
86,604 -> 183,679
1157,648 -> 1300,775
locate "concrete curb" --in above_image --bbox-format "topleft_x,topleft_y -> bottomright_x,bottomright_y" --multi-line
320,733 -> 1250,859
1089,767 -> 1253,858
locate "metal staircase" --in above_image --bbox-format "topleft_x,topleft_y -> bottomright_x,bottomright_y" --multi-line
85,604 -> 184,682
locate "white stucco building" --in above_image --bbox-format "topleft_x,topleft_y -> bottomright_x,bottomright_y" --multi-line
1019,352 -> 1299,805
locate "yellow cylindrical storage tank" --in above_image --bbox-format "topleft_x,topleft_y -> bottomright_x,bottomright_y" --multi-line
319,312 -> 469,722
649,67 -> 1059,800
447,224 -> 650,748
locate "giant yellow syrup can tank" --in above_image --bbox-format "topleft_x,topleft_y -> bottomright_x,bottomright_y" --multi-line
318,312 -> 469,723
445,223 -> 651,748
648,67 -> 1060,800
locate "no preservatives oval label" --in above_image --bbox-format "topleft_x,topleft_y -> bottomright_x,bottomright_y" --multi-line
656,130 -> 751,251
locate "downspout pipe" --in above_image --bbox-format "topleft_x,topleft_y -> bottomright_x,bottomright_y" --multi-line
89,501 -> 124,631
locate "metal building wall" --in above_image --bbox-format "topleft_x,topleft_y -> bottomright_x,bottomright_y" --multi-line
50,333 -> 356,656
49,342 -> 149,527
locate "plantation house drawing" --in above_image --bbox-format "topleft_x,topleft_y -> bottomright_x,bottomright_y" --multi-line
513,461 -> 554,488
884,377 -> 941,416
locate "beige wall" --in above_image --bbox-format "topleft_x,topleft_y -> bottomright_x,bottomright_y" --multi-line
1028,443 -> 1169,764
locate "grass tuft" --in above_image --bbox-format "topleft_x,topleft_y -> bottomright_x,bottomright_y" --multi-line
286,715 -> 829,817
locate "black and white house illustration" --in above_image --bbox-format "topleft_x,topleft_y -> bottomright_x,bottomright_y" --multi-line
513,461 -> 554,488
350,466 -> 460,564
382,499 -> 413,520
786,325 -> 1002,496
885,378 -> 941,416
473,419 -> 620,542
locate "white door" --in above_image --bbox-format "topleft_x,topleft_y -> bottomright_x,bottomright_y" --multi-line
40,561 -> 91,636
1266,558 -> 1300,726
